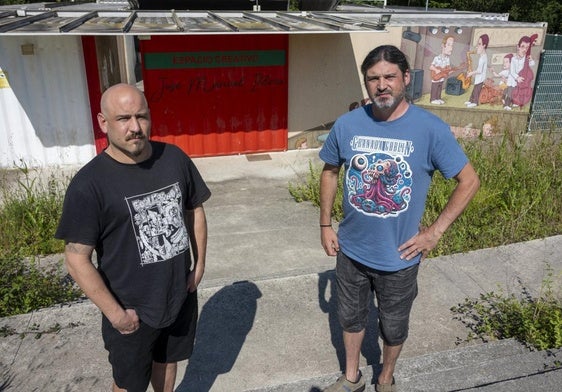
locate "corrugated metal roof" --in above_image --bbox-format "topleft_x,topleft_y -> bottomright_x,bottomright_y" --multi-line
0,1 -> 546,35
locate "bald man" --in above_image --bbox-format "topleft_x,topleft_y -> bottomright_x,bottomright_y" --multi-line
56,84 -> 211,392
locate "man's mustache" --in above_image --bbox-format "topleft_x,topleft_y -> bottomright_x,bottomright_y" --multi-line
126,133 -> 145,141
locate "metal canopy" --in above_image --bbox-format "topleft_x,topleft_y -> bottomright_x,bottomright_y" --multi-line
0,2 -> 545,35
0,10 -> 382,34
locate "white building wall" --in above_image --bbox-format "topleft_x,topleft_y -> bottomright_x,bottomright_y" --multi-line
0,36 -> 95,169
287,29 -> 403,133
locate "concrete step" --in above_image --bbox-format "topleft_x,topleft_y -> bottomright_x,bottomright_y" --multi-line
2,261 -> 562,392
246,339 -> 562,392
396,340 -> 562,391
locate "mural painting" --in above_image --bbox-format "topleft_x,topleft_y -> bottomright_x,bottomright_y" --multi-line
403,27 -> 545,113
331,26 -> 547,146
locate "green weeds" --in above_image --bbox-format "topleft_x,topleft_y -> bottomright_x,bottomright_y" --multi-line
288,161 -> 345,222
451,266 -> 562,350
0,162 -> 67,258
289,132 -> 562,255
289,131 -> 562,350
0,163 -> 81,317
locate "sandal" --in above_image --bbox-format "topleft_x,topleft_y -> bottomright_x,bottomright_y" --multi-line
375,377 -> 396,392
323,370 -> 365,392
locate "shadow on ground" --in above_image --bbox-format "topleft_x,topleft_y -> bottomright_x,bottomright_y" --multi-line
177,281 -> 262,392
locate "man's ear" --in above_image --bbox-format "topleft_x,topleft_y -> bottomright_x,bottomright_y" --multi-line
404,70 -> 411,87
97,113 -> 108,135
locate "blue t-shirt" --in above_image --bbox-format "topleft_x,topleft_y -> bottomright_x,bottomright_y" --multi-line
319,104 -> 468,271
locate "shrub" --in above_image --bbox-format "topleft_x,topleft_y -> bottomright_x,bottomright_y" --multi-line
289,132 -> 562,255
451,266 -> 562,350
288,131 -> 562,350
0,255 -> 81,318
0,163 -> 82,317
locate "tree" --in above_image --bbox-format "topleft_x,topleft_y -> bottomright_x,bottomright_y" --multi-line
388,0 -> 560,34
449,0 -> 561,34
0,0 -> 40,4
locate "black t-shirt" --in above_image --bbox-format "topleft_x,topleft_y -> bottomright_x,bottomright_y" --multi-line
55,142 -> 211,328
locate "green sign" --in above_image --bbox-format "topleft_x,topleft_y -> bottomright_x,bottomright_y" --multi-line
144,50 -> 286,69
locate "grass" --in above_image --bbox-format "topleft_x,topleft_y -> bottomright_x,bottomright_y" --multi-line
0,162 -> 81,318
289,131 -> 562,255
289,130 -> 562,349
451,266 -> 562,351
0,162 -> 67,258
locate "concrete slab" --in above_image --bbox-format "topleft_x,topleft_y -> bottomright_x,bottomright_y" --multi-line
1,149 -> 561,391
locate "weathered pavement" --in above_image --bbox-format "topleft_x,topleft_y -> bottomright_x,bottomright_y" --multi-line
1,148 -> 561,391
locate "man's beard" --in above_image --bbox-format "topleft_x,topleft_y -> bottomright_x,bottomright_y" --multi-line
123,133 -> 148,157
372,89 -> 405,110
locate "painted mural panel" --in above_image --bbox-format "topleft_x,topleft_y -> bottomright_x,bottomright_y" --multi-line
401,26 -> 545,114
140,35 -> 288,157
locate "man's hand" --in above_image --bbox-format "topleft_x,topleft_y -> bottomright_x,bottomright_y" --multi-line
187,267 -> 204,293
398,226 -> 441,262
111,308 -> 140,335
321,226 -> 340,256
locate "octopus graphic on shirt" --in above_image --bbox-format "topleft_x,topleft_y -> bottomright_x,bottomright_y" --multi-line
126,183 -> 189,266
346,136 -> 413,218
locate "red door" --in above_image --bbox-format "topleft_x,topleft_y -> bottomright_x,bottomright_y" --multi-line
140,35 -> 288,157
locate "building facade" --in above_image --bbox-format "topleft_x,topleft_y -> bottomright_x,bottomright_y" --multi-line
0,2 -> 547,168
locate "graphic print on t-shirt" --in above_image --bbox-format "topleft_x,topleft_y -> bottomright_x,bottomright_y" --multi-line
126,183 -> 189,266
347,135 -> 413,218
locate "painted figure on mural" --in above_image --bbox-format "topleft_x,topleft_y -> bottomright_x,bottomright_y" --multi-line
429,35 -> 457,105
491,53 -> 513,91
464,34 -> 489,108
503,34 -> 537,111
474,53 -> 513,107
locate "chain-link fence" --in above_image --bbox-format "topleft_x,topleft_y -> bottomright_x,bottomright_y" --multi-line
529,35 -> 562,132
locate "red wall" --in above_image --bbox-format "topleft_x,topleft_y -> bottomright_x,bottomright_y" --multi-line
82,36 -> 107,153
140,35 -> 289,157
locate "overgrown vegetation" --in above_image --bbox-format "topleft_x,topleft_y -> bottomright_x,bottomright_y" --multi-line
1,131 -> 561,351
289,131 -> 562,255
289,131 -> 562,349
451,266 -> 562,350
0,163 -> 67,258
0,163 -> 81,318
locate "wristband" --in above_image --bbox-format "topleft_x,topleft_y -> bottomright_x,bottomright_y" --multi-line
320,224 -> 332,227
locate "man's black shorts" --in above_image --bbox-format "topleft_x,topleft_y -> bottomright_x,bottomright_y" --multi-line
102,290 -> 198,392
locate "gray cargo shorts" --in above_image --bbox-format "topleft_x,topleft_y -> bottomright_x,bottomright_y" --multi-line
336,251 -> 419,346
